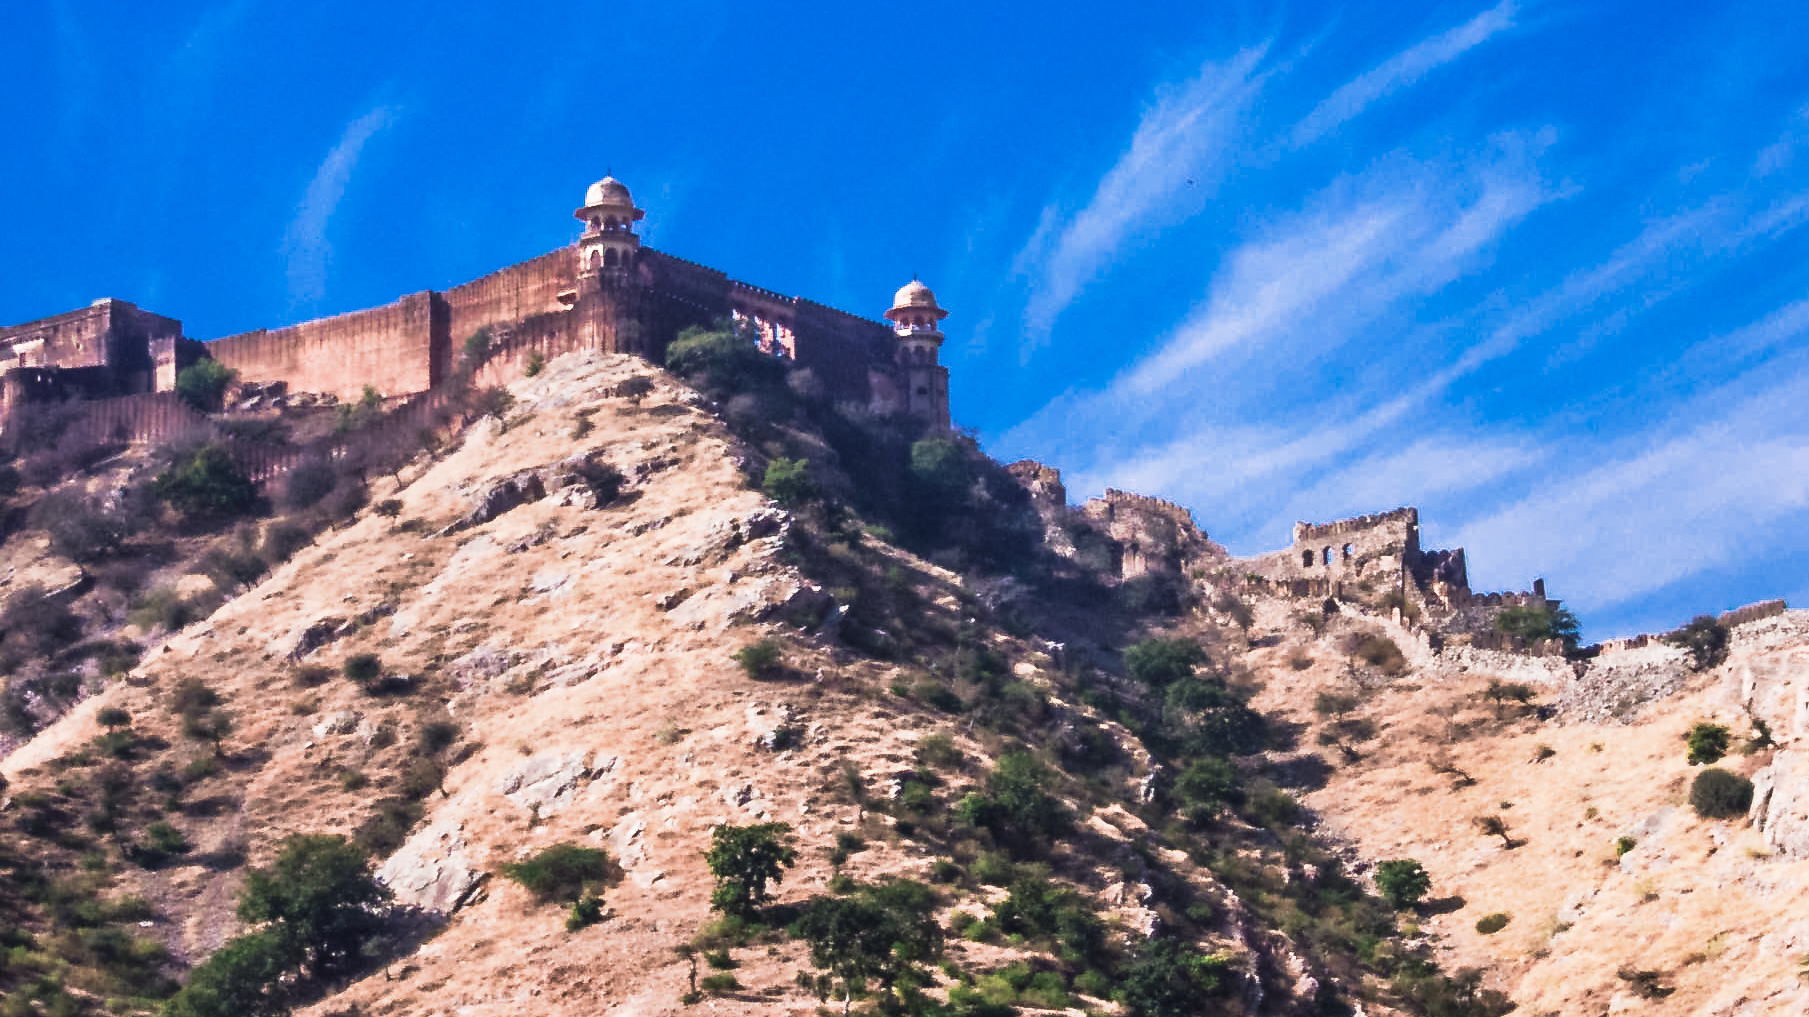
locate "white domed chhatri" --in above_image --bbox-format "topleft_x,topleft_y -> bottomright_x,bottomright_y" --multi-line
584,175 -> 636,209
885,279 -> 948,328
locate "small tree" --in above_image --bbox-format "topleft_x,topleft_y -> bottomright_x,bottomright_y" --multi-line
762,458 -> 816,507
1375,859 -> 1431,909
236,833 -> 391,978
160,929 -> 292,1017
1686,722 -> 1730,765
174,358 -> 237,413
1124,638 -> 1206,688
1689,768 -> 1754,819
1172,757 -> 1243,824
344,653 -> 384,693
797,880 -> 943,1015
1473,814 -> 1515,849
154,444 -> 258,519
1666,615 -> 1730,671
704,822 -> 797,918
97,706 -> 132,730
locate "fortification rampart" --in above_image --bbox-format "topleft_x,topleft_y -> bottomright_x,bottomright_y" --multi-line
208,292 -> 440,402
1723,599 -> 1789,629
1096,489 -> 1201,534
441,248 -> 576,355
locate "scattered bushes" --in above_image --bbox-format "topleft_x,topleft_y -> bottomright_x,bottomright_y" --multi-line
1689,768 -> 1753,819
1115,937 -> 1234,1017
1686,722 -> 1730,765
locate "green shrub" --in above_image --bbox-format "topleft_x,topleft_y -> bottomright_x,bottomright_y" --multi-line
704,822 -> 797,917
1686,722 -> 1730,765
1352,633 -> 1407,675
154,444 -> 258,519
566,893 -> 605,931
501,844 -> 616,904
731,638 -> 783,679
1474,912 -> 1510,934
575,456 -> 625,505
1124,638 -> 1206,688
1117,938 -> 1234,1017
96,707 -> 131,730
1173,757 -> 1243,823
762,457 -> 816,506
282,457 -> 337,511
373,499 -> 403,518
159,928 -> 291,1017
699,972 -> 740,993
1689,768 -> 1753,819
524,350 -> 546,377
955,753 -> 1067,858
1615,836 -> 1636,857
343,653 -> 384,692
144,821 -> 190,857
915,733 -> 961,770
1375,858 -> 1431,909
174,359 -> 237,413
795,880 -> 943,1008
991,873 -> 1104,961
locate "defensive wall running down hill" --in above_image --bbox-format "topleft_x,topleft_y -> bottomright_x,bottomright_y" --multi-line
0,174 -> 953,453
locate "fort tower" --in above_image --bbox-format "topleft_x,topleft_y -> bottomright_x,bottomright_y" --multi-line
573,175 -> 644,275
885,279 -> 951,429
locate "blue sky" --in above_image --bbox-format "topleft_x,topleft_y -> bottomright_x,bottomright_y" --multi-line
4,1 -> 1809,639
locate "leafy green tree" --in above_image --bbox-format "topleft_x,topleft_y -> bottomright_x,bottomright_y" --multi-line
704,822 -> 797,918
1495,604 -> 1582,652
990,872 -> 1104,962
1124,638 -> 1206,688
796,880 -> 943,1015
762,457 -> 817,506
1160,677 -> 1266,757
237,834 -> 391,978
174,359 -> 237,413
160,930 -> 292,1017
956,752 -> 1067,857
154,444 -> 257,519
1116,938 -> 1234,1017
1173,757 -> 1244,823
665,322 -> 785,396
1686,722 -> 1731,765
1666,615 -> 1730,671
1375,859 -> 1432,909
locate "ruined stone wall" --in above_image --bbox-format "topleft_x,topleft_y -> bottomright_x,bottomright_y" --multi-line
1079,489 -> 1221,579
1245,507 -> 1421,591
208,291 -> 442,402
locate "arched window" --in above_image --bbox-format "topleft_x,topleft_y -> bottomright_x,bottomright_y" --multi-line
588,249 -> 602,269
1323,547 -> 1334,565
1342,543 -> 1354,561
589,216 -> 601,230
605,216 -> 618,230
1302,549 -> 1315,567
604,248 -> 618,267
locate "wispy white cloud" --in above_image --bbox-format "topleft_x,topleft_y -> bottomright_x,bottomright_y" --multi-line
1447,351 -> 1809,615
1012,46 -> 1270,351
283,106 -> 398,309
1289,1 -> 1518,147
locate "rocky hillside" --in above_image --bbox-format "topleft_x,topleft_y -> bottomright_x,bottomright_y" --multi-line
1,344 -> 1806,1017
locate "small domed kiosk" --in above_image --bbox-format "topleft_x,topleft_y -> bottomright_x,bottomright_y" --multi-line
574,175 -> 645,274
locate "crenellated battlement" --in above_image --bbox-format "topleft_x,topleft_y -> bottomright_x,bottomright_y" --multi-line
1098,489 -> 1202,534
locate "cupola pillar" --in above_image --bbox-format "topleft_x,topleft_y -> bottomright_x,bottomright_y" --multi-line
884,279 -> 951,430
